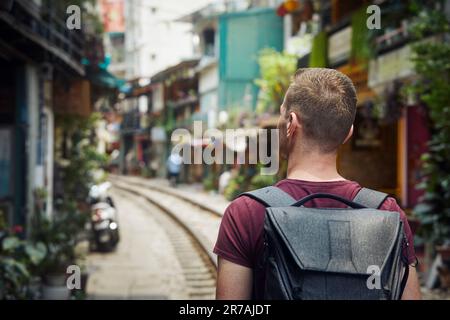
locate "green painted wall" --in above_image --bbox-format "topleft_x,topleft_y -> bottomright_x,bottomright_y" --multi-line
219,8 -> 283,111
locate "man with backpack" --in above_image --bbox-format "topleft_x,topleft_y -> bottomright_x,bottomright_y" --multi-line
214,68 -> 421,300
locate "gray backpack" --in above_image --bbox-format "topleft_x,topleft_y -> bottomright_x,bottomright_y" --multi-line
240,186 -> 410,300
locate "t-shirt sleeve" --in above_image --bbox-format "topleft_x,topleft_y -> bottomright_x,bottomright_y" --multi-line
213,198 -> 255,268
381,197 -> 418,265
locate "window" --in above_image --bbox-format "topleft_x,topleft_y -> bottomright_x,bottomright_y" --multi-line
203,28 -> 215,57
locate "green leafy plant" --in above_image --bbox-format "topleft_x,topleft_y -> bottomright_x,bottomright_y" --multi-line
351,5 -> 375,66
224,175 -> 246,201
30,209 -> 88,278
203,175 -> 216,192
249,173 -> 277,191
224,166 -> 278,201
57,113 -> 109,205
255,48 -> 297,114
164,102 -> 176,134
0,224 -> 47,299
409,0 -> 450,246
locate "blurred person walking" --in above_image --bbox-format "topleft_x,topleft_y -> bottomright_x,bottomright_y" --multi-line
166,153 -> 182,187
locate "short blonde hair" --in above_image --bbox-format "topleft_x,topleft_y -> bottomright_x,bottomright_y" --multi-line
284,68 -> 357,153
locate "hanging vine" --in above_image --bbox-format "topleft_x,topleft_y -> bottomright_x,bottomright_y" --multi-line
409,0 -> 450,246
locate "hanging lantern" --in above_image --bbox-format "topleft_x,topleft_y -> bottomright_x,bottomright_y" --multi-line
284,0 -> 299,13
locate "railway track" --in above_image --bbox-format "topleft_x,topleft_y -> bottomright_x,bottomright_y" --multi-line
112,184 -> 219,300
111,174 -> 224,218
111,177 -> 222,267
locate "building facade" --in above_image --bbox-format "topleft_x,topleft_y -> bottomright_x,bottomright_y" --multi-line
0,0 -> 90,232
124,0 -> 211,80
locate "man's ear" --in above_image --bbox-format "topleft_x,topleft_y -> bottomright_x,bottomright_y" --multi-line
287,112 -> 300,138
343,125 -> 354,144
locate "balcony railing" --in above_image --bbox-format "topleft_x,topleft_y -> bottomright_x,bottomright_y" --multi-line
0,0 -> 85,75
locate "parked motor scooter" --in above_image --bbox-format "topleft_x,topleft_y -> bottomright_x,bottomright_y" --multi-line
88,182 -> 120,252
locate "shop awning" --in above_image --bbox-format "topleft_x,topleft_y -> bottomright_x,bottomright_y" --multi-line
87,66 -> 126,90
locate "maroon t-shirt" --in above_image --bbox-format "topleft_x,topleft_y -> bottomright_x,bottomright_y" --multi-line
213,179 -> 417,299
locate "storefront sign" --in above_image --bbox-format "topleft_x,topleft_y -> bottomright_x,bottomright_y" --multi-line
54,80 -> 91,117
368,44 -> 415,88
328,26 -> 352,65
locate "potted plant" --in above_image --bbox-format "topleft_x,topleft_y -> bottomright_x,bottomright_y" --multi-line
0,225 -> 46,300
31,208 -> 88,300
23,239 -> 47,300
38,235 -> 74,300
0,234 -> 30,300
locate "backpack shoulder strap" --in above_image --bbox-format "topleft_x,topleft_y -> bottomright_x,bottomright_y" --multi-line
353,187 -> 389,209
239,186 -> 296,207
241,186 -> 388,209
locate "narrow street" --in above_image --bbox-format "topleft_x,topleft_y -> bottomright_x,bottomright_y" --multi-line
85,180 -> 218,300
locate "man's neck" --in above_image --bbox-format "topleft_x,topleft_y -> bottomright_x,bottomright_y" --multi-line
286,149 -> 345,182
